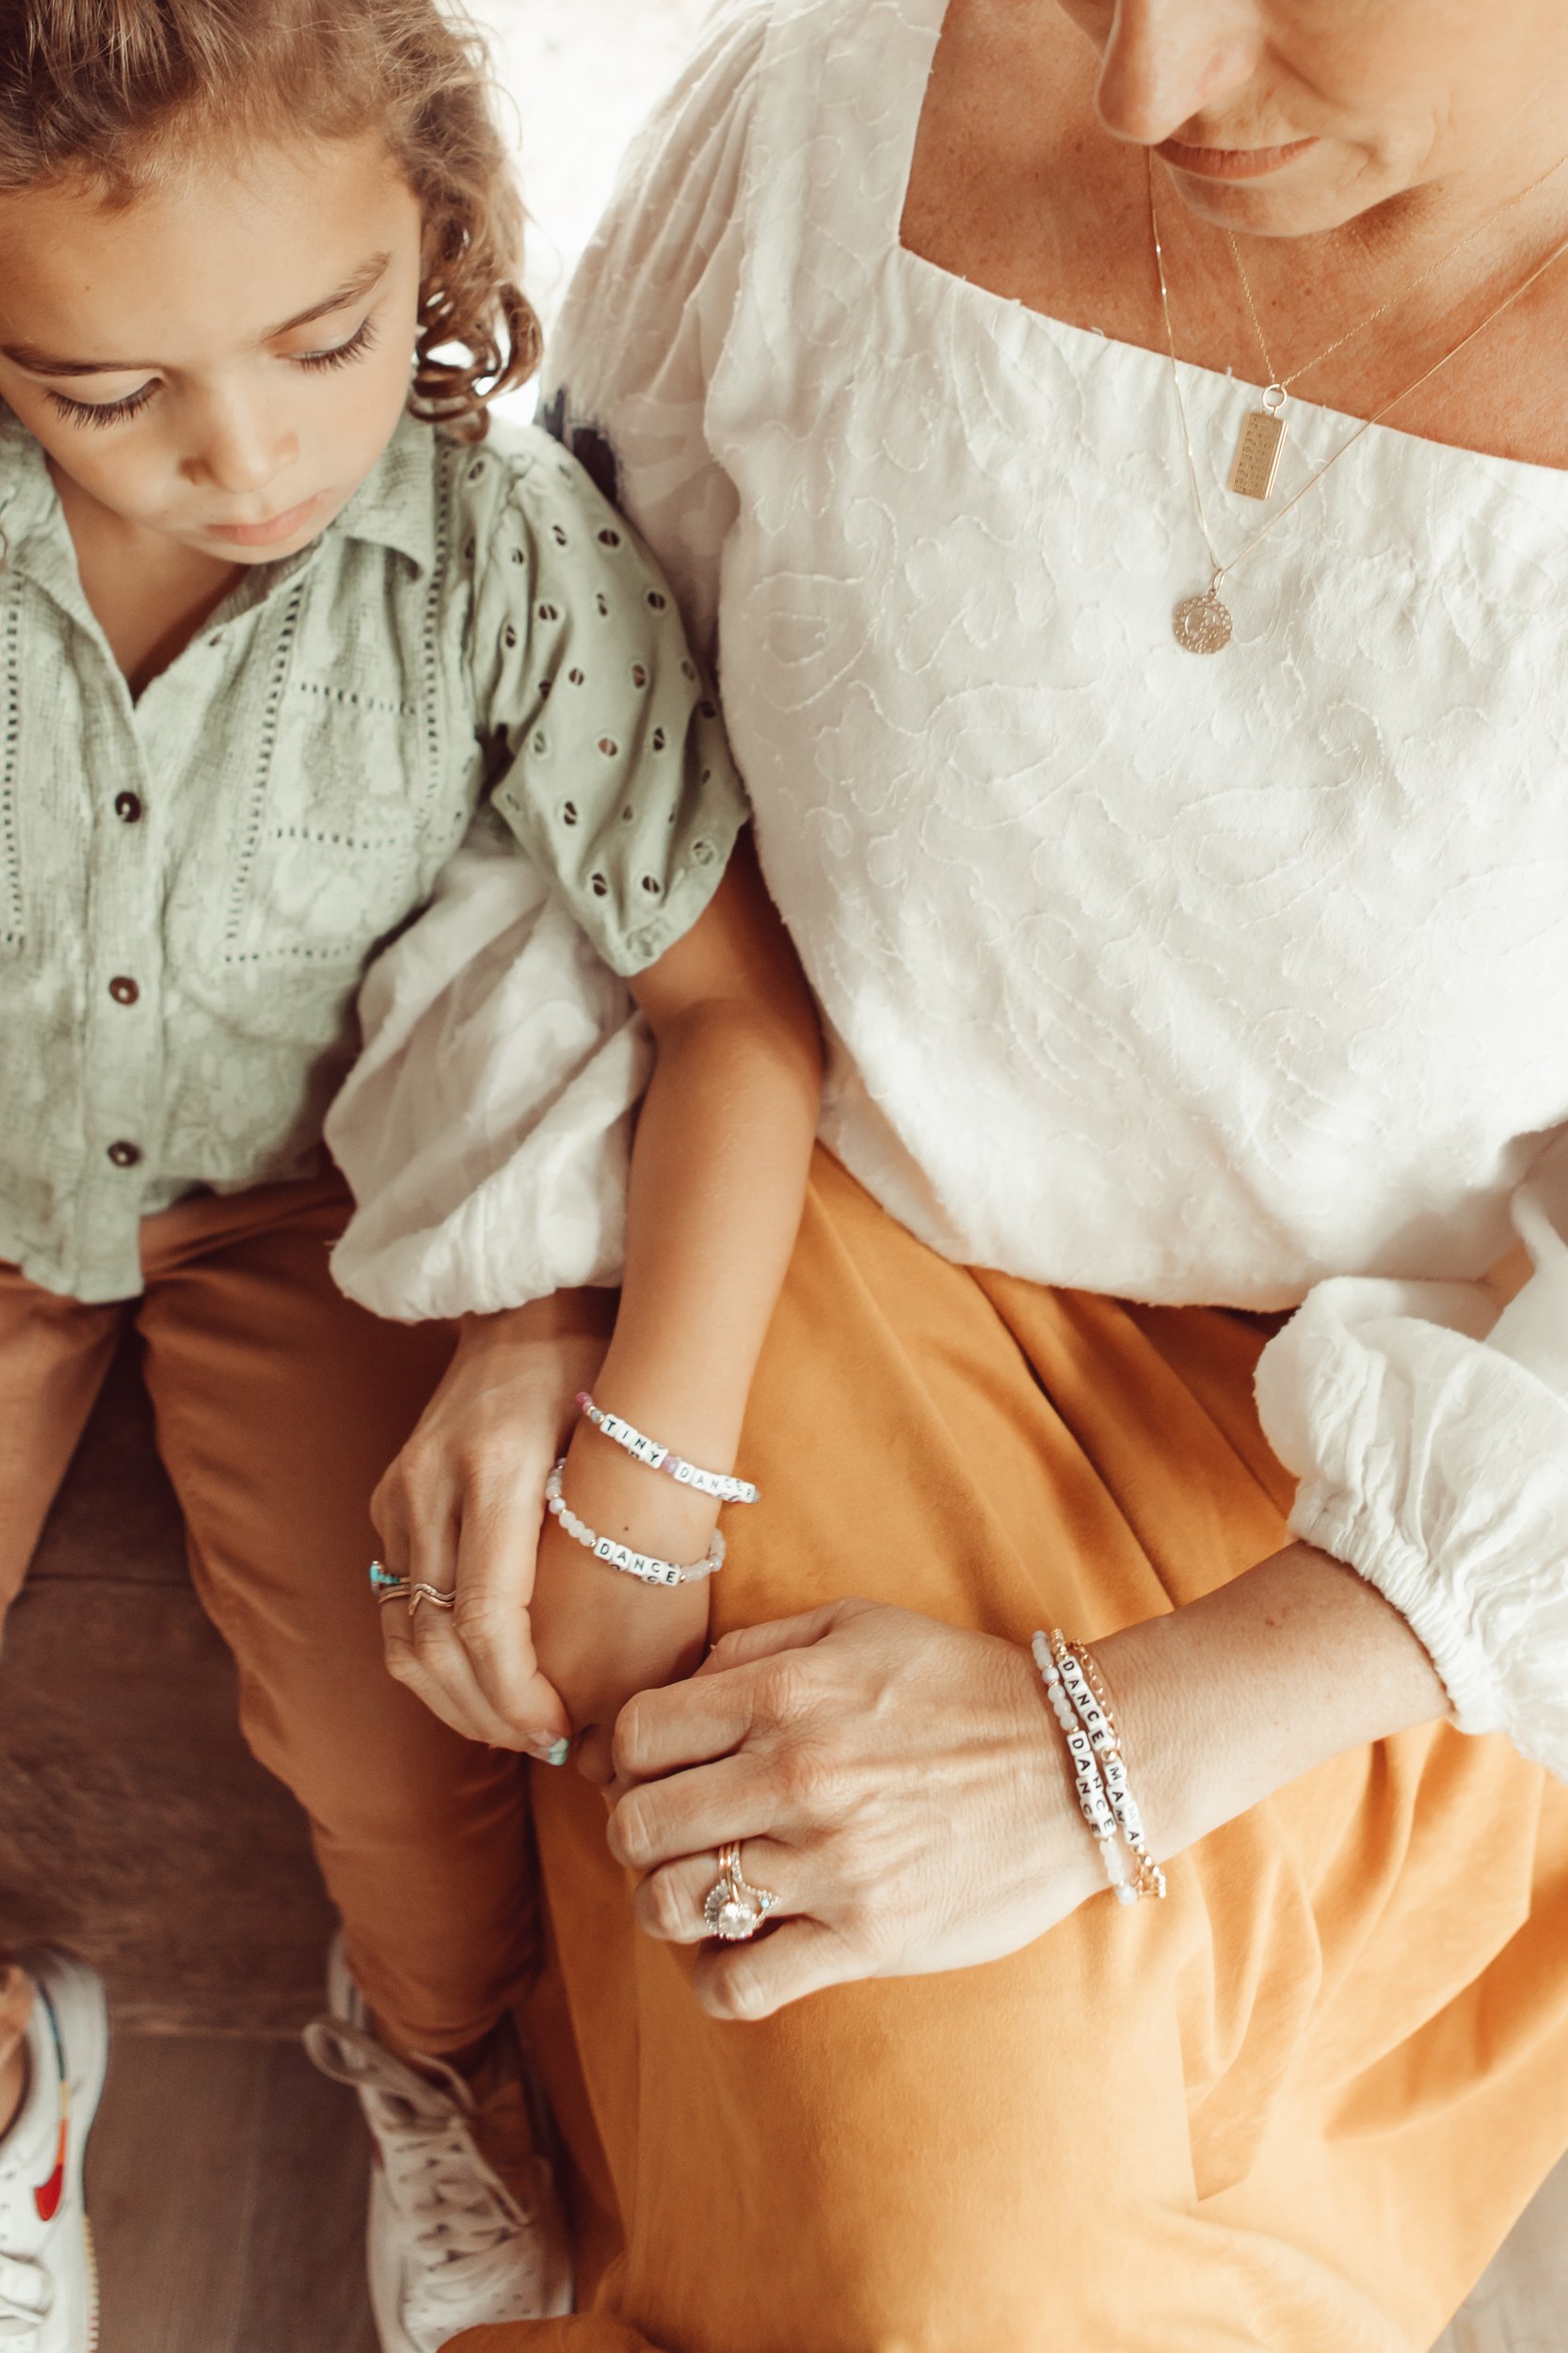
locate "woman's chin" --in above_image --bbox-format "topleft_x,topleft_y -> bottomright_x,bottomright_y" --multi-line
1165,170 -> 1392,242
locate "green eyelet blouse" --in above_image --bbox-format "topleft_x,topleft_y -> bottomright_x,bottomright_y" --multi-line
0,409 -> 746,1302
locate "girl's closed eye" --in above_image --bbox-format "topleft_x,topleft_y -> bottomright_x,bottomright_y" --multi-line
46,380 -> 160,431
43,315 -> 382,431
293,314 -> 380,375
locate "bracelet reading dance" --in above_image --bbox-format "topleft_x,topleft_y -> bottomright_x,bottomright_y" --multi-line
545,1460 -> 727,1588
576,1393 -> 760,1505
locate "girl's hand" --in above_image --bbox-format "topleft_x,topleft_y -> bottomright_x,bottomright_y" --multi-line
606,1599 -> 1103,2020
371,1289 -> 615,1758
530,1422 -> 718,1783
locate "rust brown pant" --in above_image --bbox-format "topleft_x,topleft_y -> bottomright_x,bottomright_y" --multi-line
0,1173 -> 536,2056
466,1151 -> 1568,2353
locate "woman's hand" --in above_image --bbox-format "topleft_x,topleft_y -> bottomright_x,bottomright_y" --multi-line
372,1288 -> 615,1758
606,1553 -> 1451,2023
606,1598 -> 1102,2020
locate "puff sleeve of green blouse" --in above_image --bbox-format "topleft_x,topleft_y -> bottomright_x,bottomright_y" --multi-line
465,440 -> 748,976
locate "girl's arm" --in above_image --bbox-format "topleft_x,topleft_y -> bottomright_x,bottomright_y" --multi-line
374,833 -> 820,1761
524,835 -> 824,1773
600,830 -> 823,1493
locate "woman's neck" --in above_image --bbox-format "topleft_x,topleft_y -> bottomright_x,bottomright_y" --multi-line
903,0 -> 1568,470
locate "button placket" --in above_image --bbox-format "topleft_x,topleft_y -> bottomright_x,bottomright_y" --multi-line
85,731 -> 159,1267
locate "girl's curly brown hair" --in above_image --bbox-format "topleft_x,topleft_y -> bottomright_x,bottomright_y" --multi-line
0,0 -> 540,437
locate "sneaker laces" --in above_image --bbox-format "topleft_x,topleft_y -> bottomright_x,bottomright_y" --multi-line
0,2252 -> 50,2346
303,2017 -> 534,2318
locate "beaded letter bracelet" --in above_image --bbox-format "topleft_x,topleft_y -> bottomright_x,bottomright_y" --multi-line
545,1460 -> 727,1589
577,1393 -> 760,1506
1031,1630 -> 1167,1905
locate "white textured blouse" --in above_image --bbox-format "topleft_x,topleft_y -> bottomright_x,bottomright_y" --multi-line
345,0 -> 1568,1774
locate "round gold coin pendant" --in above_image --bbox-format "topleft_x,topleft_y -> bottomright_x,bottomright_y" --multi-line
1173,589 -> 1233,656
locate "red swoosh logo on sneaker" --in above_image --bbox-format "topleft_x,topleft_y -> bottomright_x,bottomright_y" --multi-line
34,2122 -> 66,2222
33,1993 -> 72,2220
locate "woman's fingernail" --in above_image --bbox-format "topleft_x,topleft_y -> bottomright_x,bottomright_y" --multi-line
535,1737 -> 571,1767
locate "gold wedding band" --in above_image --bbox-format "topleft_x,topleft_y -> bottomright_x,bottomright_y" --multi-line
408,1583 -> 457,1617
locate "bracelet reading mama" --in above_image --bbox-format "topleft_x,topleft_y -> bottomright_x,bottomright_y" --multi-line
545,1460 -> 727,1589
576,1392 -> 760,1506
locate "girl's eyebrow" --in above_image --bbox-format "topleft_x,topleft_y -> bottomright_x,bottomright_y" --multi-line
0,252 -> 392,379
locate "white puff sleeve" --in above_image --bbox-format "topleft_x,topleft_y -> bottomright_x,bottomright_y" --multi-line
325,808 -> 650,1321
1255,1133 -> 1568,1777
325,10 -> 767,1324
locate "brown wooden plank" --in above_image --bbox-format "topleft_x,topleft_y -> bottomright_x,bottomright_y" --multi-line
88,2034 -> 266,2353
0,1574 -> 338,2034
232,2041 -> 379,2353
86,2032 -> 379,2353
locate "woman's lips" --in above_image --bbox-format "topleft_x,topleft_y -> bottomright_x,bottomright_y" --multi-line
206,494 -> 322,547
1157,136 -> 1320,182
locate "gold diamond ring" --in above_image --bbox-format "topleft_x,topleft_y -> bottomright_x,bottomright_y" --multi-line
702,1842 -> 779,1943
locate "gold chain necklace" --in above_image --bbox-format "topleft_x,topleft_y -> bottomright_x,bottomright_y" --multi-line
1149,152 -> 1568,654
1224,147 -> 1568,498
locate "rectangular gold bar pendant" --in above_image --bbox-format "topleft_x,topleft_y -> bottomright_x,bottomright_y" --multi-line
1228,408 -> 1286,500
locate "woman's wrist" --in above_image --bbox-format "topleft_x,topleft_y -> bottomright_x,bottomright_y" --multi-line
454,1285 -> 618,1359
1090,1543 -> 1451,1863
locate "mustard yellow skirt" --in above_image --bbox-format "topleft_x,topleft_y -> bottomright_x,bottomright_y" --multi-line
461,1151 -> 1568,2353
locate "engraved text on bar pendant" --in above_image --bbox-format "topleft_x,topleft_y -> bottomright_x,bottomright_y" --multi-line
1229,402 -> 1286,500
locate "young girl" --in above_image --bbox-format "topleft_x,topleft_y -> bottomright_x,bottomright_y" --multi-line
0,4 -> 820,2348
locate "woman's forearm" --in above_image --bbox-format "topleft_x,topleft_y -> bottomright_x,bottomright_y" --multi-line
1096,1543 -> 1453,1864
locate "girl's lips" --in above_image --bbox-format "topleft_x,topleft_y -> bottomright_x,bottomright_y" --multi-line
206,494 -> 322,547
1157,136 -> 1320,182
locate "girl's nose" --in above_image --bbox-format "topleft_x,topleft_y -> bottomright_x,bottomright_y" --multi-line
1094,0 -> 1262,147
183,395 -> 298,497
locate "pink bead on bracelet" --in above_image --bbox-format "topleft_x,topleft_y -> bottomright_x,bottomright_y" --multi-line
576,1393 -> 760,1505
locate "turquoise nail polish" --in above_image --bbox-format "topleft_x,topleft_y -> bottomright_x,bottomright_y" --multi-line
539,1737 -> 571,1768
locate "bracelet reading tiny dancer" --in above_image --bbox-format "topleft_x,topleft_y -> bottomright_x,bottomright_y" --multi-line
577,1392 -> 760,1505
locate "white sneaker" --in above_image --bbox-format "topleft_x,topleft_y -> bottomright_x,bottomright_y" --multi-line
303,1940 -> 572,2351
0,1954 -> 107,2353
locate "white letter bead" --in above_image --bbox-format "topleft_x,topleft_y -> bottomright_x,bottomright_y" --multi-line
544,1458 -> 725,1590
579,1393 -> 760,1504
1032,1628 -> 1166,1910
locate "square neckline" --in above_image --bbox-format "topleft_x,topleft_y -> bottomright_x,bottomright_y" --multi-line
883,0 -> 1568,492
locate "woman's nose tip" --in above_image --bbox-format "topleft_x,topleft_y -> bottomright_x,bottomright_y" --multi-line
1095,6 -> 1257,146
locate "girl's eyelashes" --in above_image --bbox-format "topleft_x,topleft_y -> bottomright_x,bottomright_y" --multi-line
294,315 -> 379,374
47,379 -> 159,431
40,315 -> 380,429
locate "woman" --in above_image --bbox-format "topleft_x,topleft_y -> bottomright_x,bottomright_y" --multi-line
361,0 -> 1568,2344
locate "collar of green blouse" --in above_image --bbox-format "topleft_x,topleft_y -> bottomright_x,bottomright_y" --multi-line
0,399 -> 440,584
